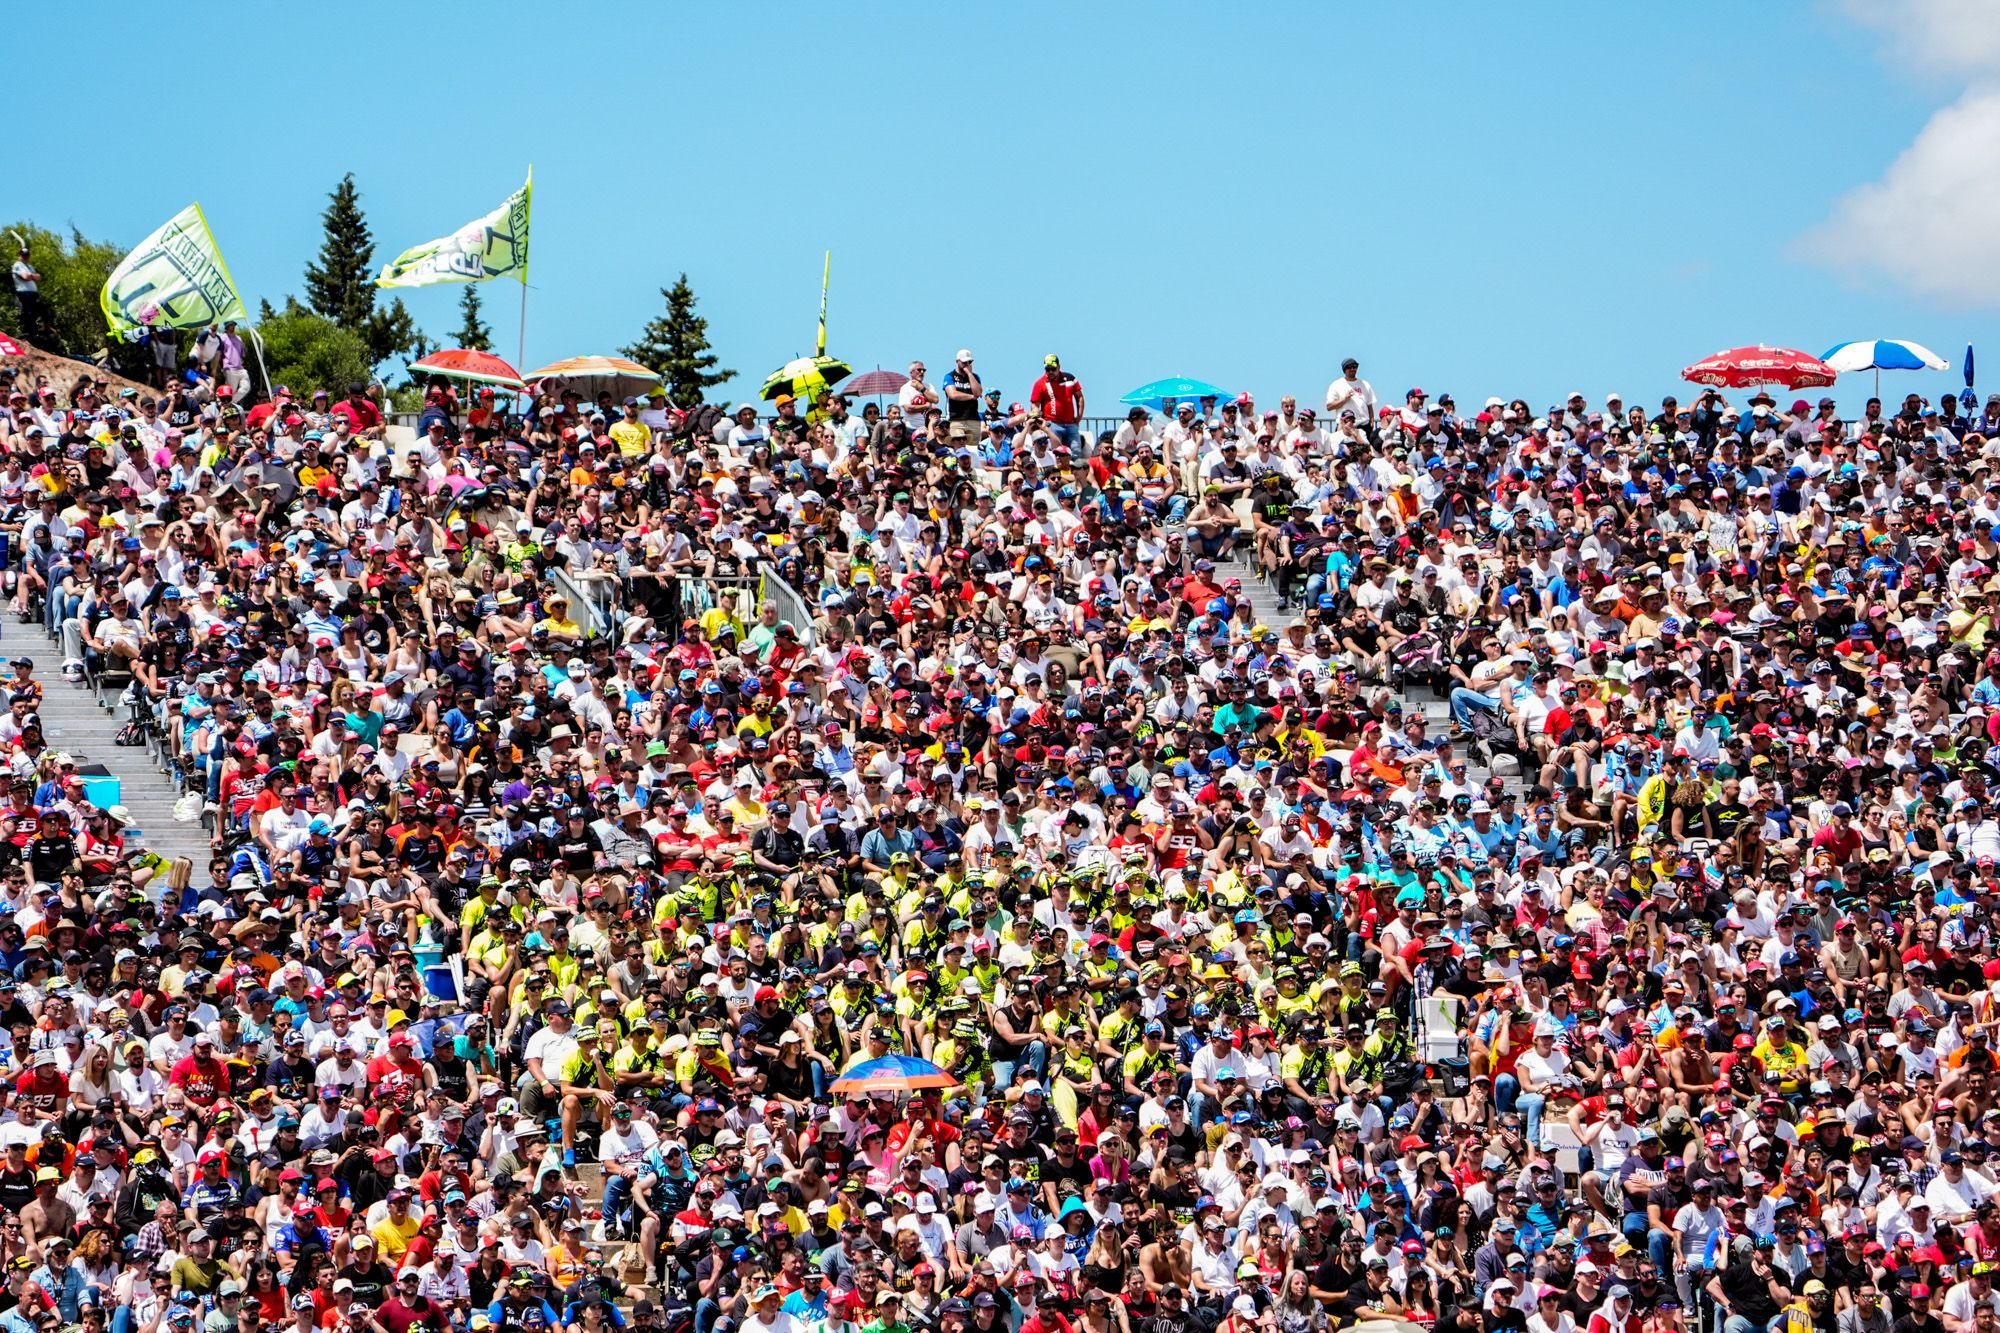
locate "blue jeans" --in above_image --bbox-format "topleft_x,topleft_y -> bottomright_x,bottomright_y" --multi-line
1648,1227 -> 1673,1277
1050,423 -> 1081,451
1493,1074 -> 1546,1143
1518,1092 -> 1546,1146
991,1040 -> 1047,1095
1450,688 -> 1500,730
1724,1316 -> 1788,1333
602,1172 -> 633,1227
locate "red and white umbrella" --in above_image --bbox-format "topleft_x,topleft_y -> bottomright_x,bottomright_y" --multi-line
843,368 -> 908,397
1682,345 -> 1836,391
412,348 -> 525,390
0,333 -> 24,357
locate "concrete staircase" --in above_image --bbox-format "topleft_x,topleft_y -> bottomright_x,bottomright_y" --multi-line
1217,552 -> 1293,631
27,638 -> 209,869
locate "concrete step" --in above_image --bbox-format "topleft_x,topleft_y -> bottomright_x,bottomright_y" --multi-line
23,624 -> 209,868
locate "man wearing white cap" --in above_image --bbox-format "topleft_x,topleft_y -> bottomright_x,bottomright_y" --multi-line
941,350 -> 982,443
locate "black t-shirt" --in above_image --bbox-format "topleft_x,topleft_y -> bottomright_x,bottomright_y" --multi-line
1330,1281 -> 1388,1323
1892,1314 -> 1943,1333
1709,800 -> 1752,839
1387,596 -> 1429,636
1042,1149 -> 1091,1203
1720,1261 -> 1784,1324
27,833 -> 75,883
1000,1142 -> 1049,1187
340,1259 -> 397,1308
0,1163 -> 34,1213
1311,1254 -> 1363,1302
752,825 -> 804,868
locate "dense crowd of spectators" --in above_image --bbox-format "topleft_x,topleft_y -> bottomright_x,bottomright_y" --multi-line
0,343 -> 1997,1333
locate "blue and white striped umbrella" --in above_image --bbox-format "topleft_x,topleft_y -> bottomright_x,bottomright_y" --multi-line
1821,339 -> 1948,372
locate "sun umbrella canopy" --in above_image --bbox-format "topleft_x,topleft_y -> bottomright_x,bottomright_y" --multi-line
1682,346 -> 1836,391
412,348 -> 524,389
1120,376 -> 1232,410
828,1055 -> 957,1096
1821,339 -> 1948,373
843,368 -> 908,397
762,354 -> 852,403
526,355 -> 662,401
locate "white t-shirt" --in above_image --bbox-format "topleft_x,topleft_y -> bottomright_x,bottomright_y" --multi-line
596,1121 -> 659,1174
524,1025 -> 580,1079
1516,1047 -> 1569,1090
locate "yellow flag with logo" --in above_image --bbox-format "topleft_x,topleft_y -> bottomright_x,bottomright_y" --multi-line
100,203 -> 247,335
376,171 -> 532,288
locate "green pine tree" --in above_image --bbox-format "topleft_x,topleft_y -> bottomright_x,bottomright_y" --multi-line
621,273 -> 732,405
454,286 -> 493,352
366,296 -> 420,367
303,174 -> 421,367
303,173 -> 377,330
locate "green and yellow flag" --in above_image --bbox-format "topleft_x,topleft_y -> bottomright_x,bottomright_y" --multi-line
100,203 -> 247,335
376,171 -> 532,289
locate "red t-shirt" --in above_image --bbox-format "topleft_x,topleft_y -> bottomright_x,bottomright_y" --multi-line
1030,374 -> 1084,425
1811,824 -> 1863,863
331,399 -> 383,433
169,1053 -> 230,1105
14,1069 -> 67,1116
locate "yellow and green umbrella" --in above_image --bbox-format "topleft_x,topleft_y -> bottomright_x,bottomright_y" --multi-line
761,354 -> 852,407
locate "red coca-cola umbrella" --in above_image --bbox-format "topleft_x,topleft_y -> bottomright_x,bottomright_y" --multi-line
1682,345 -> 1836,391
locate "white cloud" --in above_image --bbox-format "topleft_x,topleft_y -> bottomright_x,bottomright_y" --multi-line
1833,0 -> 2000,80
1798,0 -> 2000,305
1795,88 -> 2000,305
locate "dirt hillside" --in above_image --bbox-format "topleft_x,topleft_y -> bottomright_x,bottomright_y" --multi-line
3,333 -> 155,401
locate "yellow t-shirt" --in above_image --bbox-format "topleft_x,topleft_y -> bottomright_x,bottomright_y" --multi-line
609,420 -> 651,459
371,1212 -> 422,1262
538,615 -> 583,640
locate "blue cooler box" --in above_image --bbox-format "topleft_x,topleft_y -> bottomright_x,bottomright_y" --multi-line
81,775 -> 121,809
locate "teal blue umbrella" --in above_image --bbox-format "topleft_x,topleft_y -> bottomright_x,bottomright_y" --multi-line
1120,376 -> 1232,410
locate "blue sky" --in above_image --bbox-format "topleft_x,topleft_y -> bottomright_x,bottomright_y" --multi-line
14,1 -> 1998,417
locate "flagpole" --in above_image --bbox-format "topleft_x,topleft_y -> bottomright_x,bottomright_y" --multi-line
517,166 -> 533,410
817,250 -> 829,357
247,327 -> 272,400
